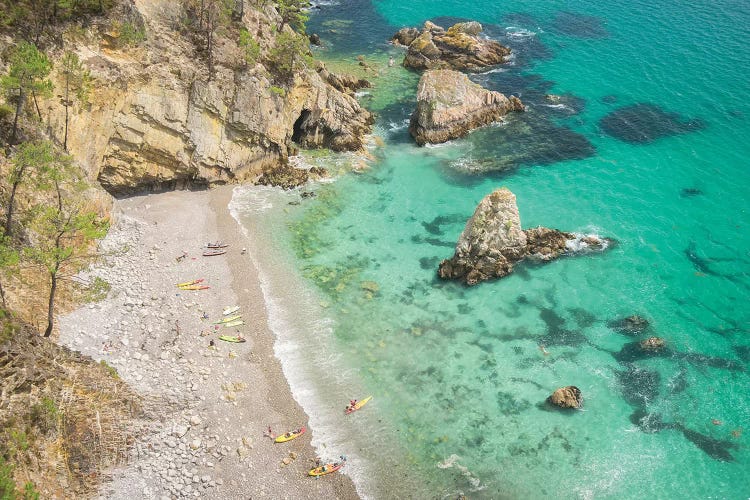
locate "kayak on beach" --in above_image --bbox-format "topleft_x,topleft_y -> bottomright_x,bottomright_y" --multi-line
213,315 -> 242,324
345,396 -> 372,415
179,285 -> 210,291
222,305 -> 240,316
218,335 -> 246,343
202,249 -> 227,257
308,456 -> 346,477
223,320 -> 244,327
206,242 -> 229,249
176,278 -> 203,288
274,427 -> 306,443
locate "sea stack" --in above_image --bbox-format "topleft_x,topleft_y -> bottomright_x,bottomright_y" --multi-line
409,70 -> 524,145
438,188 -> 609,285
392,21 -> 511,71
548,386 -> 584,409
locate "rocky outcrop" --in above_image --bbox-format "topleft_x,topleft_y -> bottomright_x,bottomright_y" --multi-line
547,386 -> 583,409
409,70 -> 523,145
37,1 -> 372,195
392,21 -> 511,71
640,337 -> 666,350
438,188 -> 609,285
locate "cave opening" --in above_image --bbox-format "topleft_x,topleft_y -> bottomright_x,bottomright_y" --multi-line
292,109 -> 311,144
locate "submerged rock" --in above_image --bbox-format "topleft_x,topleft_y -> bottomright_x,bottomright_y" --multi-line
547,386 -> 583,409
409,70 -> 524,145
438,188 -> 609,285
392,21 -> 511,71
599,103 -> 705,144
607,315 -> 650,335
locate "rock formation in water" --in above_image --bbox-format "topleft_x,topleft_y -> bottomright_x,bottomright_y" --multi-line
608,314 -> 650,334
392,21 -> 511,71
438,188 -> 609,285
24,2 -> 372,195
409,70 -> 524,145
547,386 -> 583,409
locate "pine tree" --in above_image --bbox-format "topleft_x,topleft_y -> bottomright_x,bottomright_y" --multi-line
0,42 -> 53,144
3,141 -> 55,237
59,51 -> 91,151
23,150 -> 108,337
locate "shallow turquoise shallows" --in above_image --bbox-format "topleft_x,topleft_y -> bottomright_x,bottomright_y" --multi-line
230,0 -> 750,497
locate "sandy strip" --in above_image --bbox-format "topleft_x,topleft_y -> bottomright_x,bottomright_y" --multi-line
58,186 -> 359,499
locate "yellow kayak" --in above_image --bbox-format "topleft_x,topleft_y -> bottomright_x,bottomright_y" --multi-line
274,427 -> 306,443
308,456 -> 346,477
345,395 -> 372,415
213,315 -> 241,324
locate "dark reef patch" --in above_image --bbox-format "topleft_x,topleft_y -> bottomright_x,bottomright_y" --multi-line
419,256 -> 441,270
496,391 -> 532,415
732,345 -> 750,362
410,235 -> 455,248
613,341 -> 671,363
599,103 -> 705,144
601,94 -> 618,104
675,424 -> 738,462
607,314 -> 650,335
615,365 -> 661,407
551,11 -> 609,39
421,214 -> 467,236
667,368 -> 688,394
680,187 -> 703,197
568,307 -> 597,328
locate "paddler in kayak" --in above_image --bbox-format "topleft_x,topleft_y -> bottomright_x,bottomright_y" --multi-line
346,399 -> 357,412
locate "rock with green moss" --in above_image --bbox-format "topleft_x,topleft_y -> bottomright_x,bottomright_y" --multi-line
392,21 -> 511,71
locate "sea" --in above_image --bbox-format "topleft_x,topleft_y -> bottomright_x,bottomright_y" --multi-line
229,0 -> 750,498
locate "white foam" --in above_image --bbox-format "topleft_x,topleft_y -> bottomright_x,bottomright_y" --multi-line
478,66 -> 508,74
505,26 -> 537,39
565,232 -> 610,253
436,454 -> 485,492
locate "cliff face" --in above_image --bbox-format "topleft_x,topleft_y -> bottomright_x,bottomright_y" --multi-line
40,0 -> 372,195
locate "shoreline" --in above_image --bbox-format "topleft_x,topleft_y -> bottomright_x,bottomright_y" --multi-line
58,186 -> 359,499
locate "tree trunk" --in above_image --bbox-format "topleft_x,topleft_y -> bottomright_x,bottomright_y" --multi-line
43,268 -> 58,337
4,179 -> 22,237
32,89 -> 43,121
64,74 -> 70,150
0,280 -> 7,310
11,87 -> 23,144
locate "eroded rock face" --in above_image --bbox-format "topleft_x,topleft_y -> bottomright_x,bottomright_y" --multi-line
393,21 -> 511,71
409,70 -> 524,145
438,188 -> 609,285
40,2 -> 372,195
640,337 -> 666,350
548,386 -> 583,409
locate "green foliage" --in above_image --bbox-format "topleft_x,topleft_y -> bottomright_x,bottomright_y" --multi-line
0,456 -> 39,500
0,0 -> 114,41
115,21 -> 146,47
9,430 -> 29,453
0,104 -> 12,121
0,236 -> 20,309
84,276 -> 110,302
238,28 -> 260,66
0,42 -> 53,142
0,42 -> 53,99
99,360 -> 118,378
269,85 -> 286,97
267,31 -> 312,83
276,0 -> 310,33
30,398 -> 58,434
61,51 -> 91,104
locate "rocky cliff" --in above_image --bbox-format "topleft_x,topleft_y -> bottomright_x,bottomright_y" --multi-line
38,0 -> 372,195
393,21 -> 511,71
409,69 -> 524,145
438,188 -> 609,285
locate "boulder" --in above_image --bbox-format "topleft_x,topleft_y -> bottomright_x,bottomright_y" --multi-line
409,69 -> 524,145
392,21 -> 511,71
639,337 -> 666,350
547,386 -> 583,409
438,188 -> 609,285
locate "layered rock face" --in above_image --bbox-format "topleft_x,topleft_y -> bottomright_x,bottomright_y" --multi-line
438,188 -> 608,285
393,21 -> 511,71
548,386 -> 583,409
409,70 -> 524,145
41,1 -> 372,195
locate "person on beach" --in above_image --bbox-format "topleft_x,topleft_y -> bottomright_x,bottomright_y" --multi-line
264,425 -> 275,439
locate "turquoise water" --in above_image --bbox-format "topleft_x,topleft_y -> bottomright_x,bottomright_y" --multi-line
234,1 -> 750,497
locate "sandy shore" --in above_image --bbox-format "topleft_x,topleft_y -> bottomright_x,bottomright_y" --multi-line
58,186 -> 359,499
